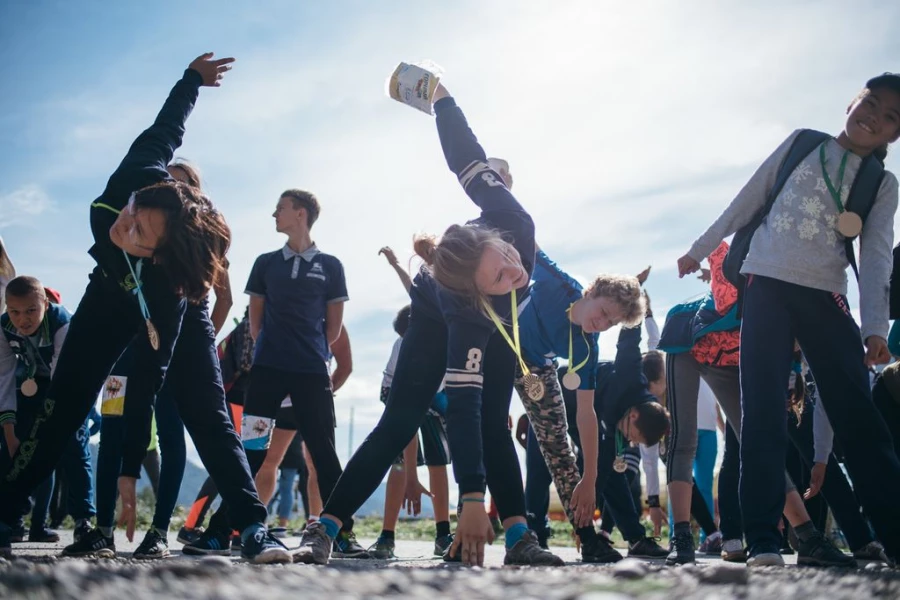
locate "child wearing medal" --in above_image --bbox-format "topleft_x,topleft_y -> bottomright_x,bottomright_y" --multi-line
677,73 -> 900,565
514,247 -> 644,563
294,77 -> 562,568
0,277 -> 74,546
0,54 -> 289,565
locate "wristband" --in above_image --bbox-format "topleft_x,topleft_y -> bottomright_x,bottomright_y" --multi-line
647,495 -> 660,508
460,497 -> 485,504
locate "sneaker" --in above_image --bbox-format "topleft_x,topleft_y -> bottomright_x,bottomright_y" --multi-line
61,528 -> 116,558
333,530 -> 370,559
181,528 -> 231,556
747,543 -> 785,567
698,532 -> 723,555
721,539 -> 747,563
434,534 -> 453,557
74,520 -> 93,544
854,541 -> 890,564
442,534 -> 461,563
798,531 -> 857,568
665,531 -> 695,566
581,535 -> 623,563
0,526 -> 11,559
9,526 -> 25,543
133,529 -> 170,560
504,530 -> 565,566
292,521 -> 333,565
629,536 -> 669,559
241,528 -> 291,565
28,527 -> 60,543
177,526 -> 203,546
368,536 -> 396,559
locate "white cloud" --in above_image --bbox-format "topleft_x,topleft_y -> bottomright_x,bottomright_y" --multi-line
0,185 -> 54,228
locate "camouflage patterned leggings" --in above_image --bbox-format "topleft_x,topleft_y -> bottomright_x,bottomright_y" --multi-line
513,362 -> 581,529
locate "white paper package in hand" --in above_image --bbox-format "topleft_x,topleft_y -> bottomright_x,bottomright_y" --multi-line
386,60 -> 444,114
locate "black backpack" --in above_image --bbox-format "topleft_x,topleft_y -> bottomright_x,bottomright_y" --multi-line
723,129 -> 885,294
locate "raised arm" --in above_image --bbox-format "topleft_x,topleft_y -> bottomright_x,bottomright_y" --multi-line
433,84 -> 526,216
105,53 -> 235,196
379,247 -> 413,294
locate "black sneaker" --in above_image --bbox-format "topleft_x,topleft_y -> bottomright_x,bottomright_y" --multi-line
665,531 -> 695,566
581,535 -> 623,563
629,536 -> 669,559
28,527 -> 60,543
333,530 -> 370,559
133,529 -> 170,560
368,536 -> 396,559
241,528 -> 292,565
182,528 -> 231,556
176,526 -> 203,546
74,520 -> 93,544
0,526 -> 12,559
61,528 -> 116,558
9,526 -> 25,543
798,531 -> 857,568
434,534 -> 453,557
504,530 -> 565,566
442,534 -> 461,562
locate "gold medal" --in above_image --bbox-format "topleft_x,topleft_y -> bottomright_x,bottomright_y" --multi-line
146,319 -> 160,351
21,378 -> 38,397
523,373 -> 545,401
613,456 -> 628,473
837,211 -> 863,238
562,371 -> 581,391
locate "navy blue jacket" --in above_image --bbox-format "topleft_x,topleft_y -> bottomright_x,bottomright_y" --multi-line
410,96 -> 536,494
89,68 -> 202,478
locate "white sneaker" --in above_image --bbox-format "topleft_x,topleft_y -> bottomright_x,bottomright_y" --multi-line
721,539 -> 747,563
747,551 -> 785,567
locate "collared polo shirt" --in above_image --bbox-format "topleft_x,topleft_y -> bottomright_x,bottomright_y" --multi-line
245,243 -> 348,375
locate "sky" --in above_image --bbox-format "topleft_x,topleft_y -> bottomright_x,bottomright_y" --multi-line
2,0 -> 900,491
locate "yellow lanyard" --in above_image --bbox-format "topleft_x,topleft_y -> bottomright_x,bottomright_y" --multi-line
483,288 -> 528,374
482,289 -> 545,401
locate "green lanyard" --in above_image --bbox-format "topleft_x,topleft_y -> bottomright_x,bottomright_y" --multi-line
616,429 -> 626,456
561,303 -> 591,390
819,143 -> 849,213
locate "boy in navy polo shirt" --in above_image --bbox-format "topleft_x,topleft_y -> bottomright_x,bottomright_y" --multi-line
189,188 -> 361,555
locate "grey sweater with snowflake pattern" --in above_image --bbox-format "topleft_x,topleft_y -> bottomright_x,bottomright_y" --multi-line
688,130 -> 899,341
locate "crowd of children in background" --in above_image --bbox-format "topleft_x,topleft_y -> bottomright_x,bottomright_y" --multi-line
2,56 -> 900,570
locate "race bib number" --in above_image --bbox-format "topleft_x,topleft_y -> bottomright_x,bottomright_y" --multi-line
241,414 -> 274,451
101,375 -> 126,416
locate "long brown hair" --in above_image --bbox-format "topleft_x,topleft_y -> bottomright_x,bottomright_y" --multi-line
133,181 -> 231,303
413,224 -> 512,314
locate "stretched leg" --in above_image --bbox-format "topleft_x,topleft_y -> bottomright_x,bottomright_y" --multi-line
59,418 -> 95,524
142,448 -> 161,499
151,382 -> 186,533
693,429 -> 717,543
791,286 -> 900,558
304,443 -> 323,518
523,423 -> 553,541
276,467 -> 298,527
256,424 -> 297,505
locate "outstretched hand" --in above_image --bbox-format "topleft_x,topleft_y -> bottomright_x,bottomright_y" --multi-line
188,52 -> 236,87
677,254 -> 701,278
379,247 -> 399,266
636,266 -> 652,285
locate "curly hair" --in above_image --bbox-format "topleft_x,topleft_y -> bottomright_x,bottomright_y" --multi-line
583,274 -> 645,327
132,181 -> 231,303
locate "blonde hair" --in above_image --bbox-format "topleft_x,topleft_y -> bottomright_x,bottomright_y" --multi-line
0,235 -> 15,280
413,224 -> 512,312
168,158 -> 204,190
584,274 -> 645,327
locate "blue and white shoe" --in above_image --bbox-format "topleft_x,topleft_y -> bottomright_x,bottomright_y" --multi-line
241,528 -> 291,565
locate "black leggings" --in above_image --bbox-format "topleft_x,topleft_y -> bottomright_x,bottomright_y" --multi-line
323,308 -> 526,522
